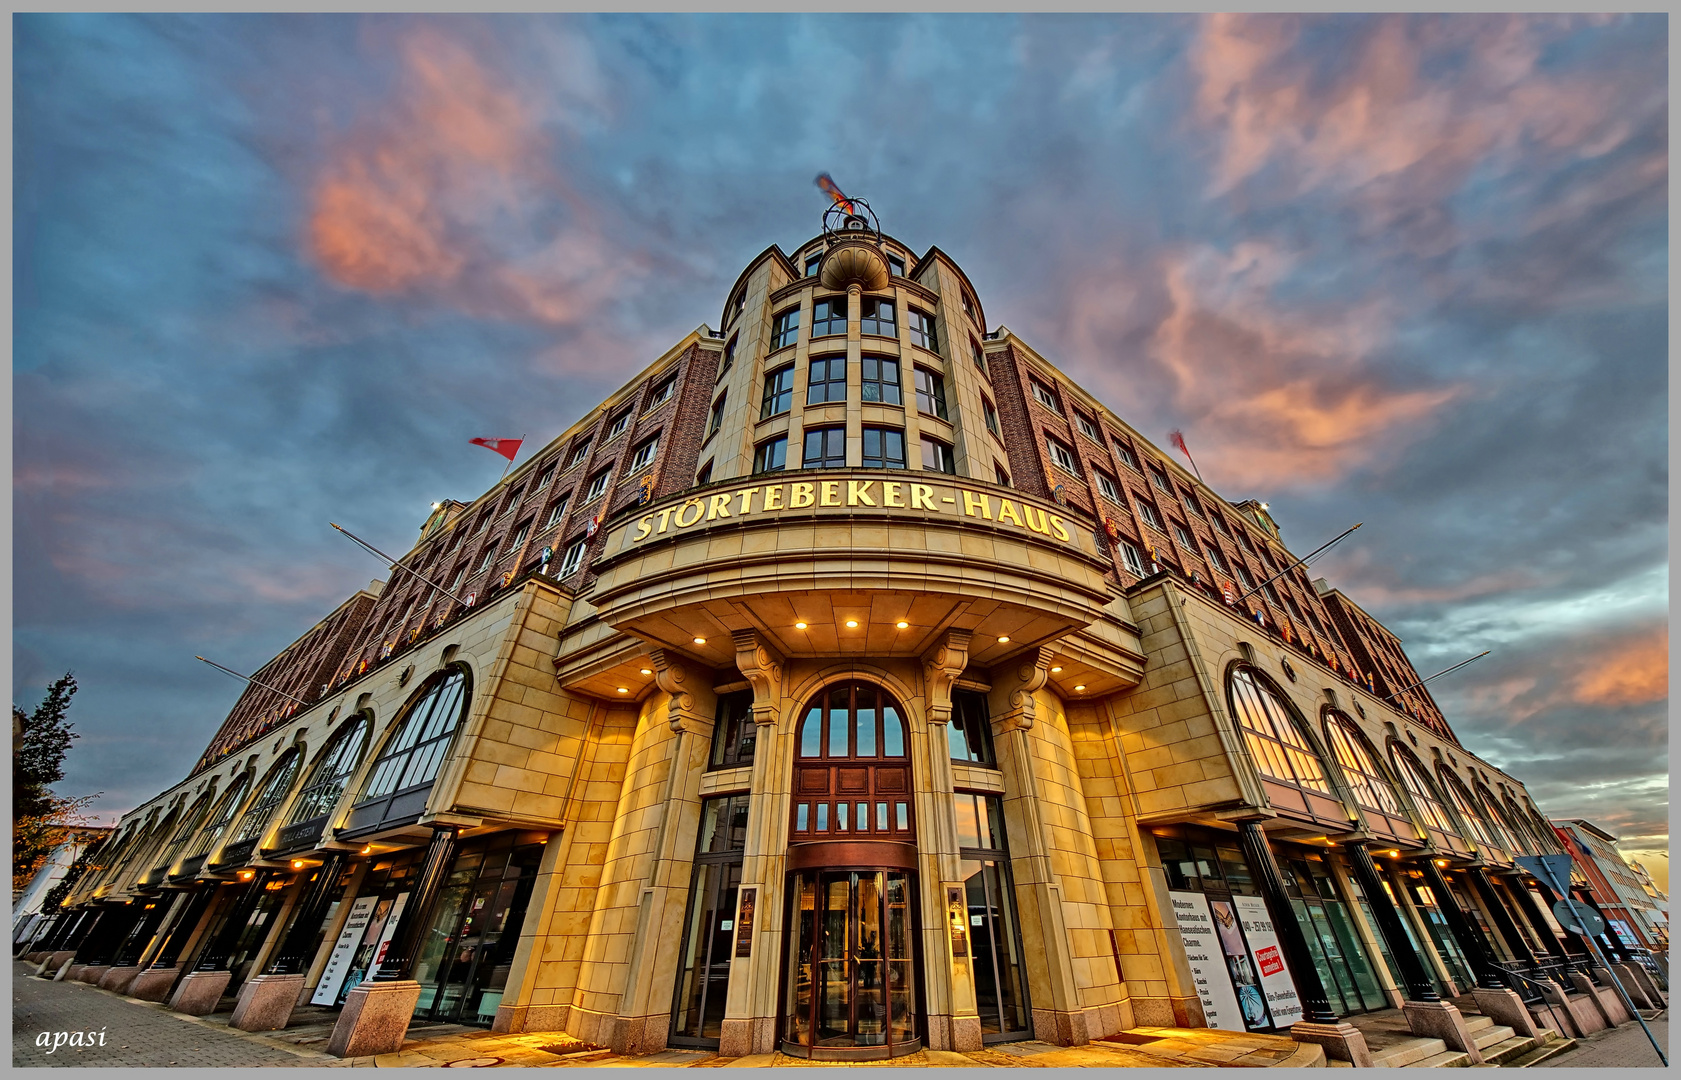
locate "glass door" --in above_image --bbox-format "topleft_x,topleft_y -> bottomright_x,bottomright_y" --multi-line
784,869 -> 918,1058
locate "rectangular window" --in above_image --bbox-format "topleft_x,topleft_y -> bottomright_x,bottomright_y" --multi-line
1120,540 -> 1146,576
811,296 -> 847,338
534,463 -> 556,491
477,545 -> 499,572
629,435 -> 660,472
1113,439 -> 1139,471
861,426 -> 906,469
1210,512 -> 1231,537
1181,488 -> 1205,518
559,537 -> 587,576
1095,471 -> 1122,503
761,364 -> 795,418
887,253 -> 906,277
450,564 -> 468,591
646,375 -> 676,409
753,436 -> 788,474
921,436 -> 956,475
584,469 -> 611,503
1137,499 -> 1162,529
1149,466 -> 1172,493
719,335 -> 736,378
544,494 -> 570,529
1030,378 -> 1061,413
1204,543 -> 1229,574
994,462 -> 1010,486
566,438 -> 591,469
948,690 -> 995,765
695,460 -> 713,485
907,307 -> 938,351
509,518 -> 533,550
1173,523 -> 1196,550
807,354 -> 847,404
1047,435 -> 1080,475
1076,412 -> 1100,441
771,307 -> 800,350
971,338 -> 987,374
502,485 -> 525,515
913,366 -> 948,420
709,690 -> 757,769
708,392 -> 728,436
982,395 -> 1000,435
476,512 -> 492,535
953,793 -> 1006,851
961,291 -> 977,323
803,426 -> 846,469
1234,563 -> 1254,590
804,252 -> 822,277
605,409 -> 632,441
860,297 -> 895,337
860,355 -> 902,405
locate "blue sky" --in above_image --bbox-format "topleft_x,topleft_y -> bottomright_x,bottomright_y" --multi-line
14,14 -> 1668,882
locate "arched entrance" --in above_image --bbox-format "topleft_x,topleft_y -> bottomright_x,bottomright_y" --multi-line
780,681 -> 923,1060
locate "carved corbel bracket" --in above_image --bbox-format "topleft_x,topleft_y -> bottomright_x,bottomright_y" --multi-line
648,648 -> 701,734
921,629 -> 974,726
996,646 -> 1054,734
731,629 -> 785,727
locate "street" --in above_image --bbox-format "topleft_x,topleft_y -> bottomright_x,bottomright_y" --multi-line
1536,1012 -> 1668,1069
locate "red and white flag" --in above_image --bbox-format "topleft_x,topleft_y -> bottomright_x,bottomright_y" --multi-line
470,437 -> 522,462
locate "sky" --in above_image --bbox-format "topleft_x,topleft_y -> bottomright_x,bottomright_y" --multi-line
14,14 -> 1668,887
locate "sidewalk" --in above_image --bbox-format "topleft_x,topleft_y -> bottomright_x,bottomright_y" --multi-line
1535,1012 -> 1667,1068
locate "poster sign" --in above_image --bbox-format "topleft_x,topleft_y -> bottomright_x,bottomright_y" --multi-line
369,892 -> 410,973
734,888 -> 756,957
1209,899 -> 1272,1030
1233,895 -> 1302,1028
310,895 -> 377,1005
1168,891 -> 1243,1031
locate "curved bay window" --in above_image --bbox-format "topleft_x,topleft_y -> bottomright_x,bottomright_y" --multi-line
791,682 -> 912,841
671,795 -> 750,1047
1321,713 -> 1410,839
1389,746 -> 1466,855
1227,666 -> 1345,823
710,690 -> 756,769
275,713 -> 371,852
344,668 -> 470,835
955,793 -> 1030,1040
219,750 -> 302,864
947,690 -> 995,766
181,773 -> 252,871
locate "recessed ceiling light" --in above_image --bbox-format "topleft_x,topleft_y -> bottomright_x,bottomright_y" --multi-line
1074,684 -> 1086,692
1050,666 -> 1063,673
693,637 -> 707,645
896,621 -> 909,629
845,620 -> 859,628
292,860 -> 305,869
640,668 -> 653,675
616,687 -> 629,694
1387,850 -> 1400,858
997,636 -> 1010,643
795,622 -> 808,630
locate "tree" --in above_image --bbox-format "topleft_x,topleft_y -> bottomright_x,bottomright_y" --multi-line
14,673 -> 99,895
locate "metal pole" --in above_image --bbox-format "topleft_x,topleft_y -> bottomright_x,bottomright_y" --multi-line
1540,864 -> 1665,1065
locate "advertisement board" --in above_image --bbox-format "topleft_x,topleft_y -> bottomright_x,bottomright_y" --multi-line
310,895 -> 378,1006
1233,895 -> 1303,1027
1169,891 -> 1244,1031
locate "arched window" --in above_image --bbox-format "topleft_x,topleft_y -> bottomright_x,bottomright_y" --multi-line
1322,713 -> 1404,816
1227,666 -> 1331,794
155,792 -> 216,872
185,774 -> 252,860
227,750 -> 302,846
796,681 -> 908,760
1436,767 -> 1494,850
1503,793 -> 1550,854
1476,785 -> 1525,854
350,668 -> 471,832
285,714 -> 372,828
1389,746 -> 1456,835
790,681 -> 913,839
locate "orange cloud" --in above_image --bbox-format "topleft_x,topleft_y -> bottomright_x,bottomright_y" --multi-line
1571,627 -> 1669,707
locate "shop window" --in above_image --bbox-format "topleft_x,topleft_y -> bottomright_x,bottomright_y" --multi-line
348,669 -> 471,833
672,795 -> 751,1046
948,689 -> 996,766
411,835 -> 547,1026
710,691 -> 756,770
860,354 -> 902,405
1227,666 -> 1333,796
955,793 -> 1032,1038
277,714 -> 371,850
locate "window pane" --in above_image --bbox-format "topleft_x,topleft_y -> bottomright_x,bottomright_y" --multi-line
883,704 -> 905,757
800,706 -> 822,757
828,686 -> 849,757
855,685 -> 878,757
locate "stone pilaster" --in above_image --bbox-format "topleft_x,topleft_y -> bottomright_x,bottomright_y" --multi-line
919,630 -> 980,1050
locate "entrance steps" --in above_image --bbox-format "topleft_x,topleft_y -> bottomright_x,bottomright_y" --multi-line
1356,1007 -> 1578,1067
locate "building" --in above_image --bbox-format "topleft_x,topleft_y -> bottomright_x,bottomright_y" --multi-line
11,827 -> 111,945
42,199 -> 1616,1061
1553,820 -> 1668,963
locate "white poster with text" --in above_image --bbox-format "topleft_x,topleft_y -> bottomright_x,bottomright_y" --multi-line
1169,891 -> 1244,1031
310,895 -> 378,1006
1233,895 -> 1303,1028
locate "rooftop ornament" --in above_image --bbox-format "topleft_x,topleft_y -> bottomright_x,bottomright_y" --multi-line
814,173 -> 890,292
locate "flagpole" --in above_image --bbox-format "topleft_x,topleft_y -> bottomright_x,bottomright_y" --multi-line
1234,522 -> 1362,606
1170,431 -> 1204,482
329,523 -> 473,606
499,433 -> 525,484
195,656 -> 310,706
1383,651 -> 1490,702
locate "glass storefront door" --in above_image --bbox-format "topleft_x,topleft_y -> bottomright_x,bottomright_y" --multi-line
413,834 -> 545,1026
783,869 -> 918,1058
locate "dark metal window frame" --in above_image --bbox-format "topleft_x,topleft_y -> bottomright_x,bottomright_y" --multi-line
761,364 -> 796,419
803,426 -> 847,469
344,668 -> 471,836
860,354 -> 902,405
861,426 -> 907,469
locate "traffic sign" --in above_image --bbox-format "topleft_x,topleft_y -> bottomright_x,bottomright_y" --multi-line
1552,899 -> 1605,938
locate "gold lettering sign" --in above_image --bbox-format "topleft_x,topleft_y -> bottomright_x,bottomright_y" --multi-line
626,475 -> 1083,551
